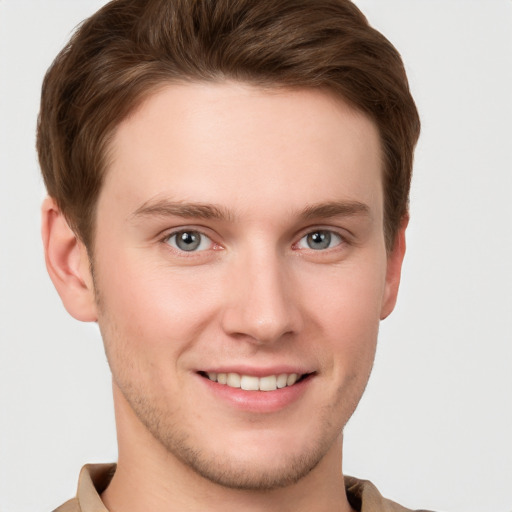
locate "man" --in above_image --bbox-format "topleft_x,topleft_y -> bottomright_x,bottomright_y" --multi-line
38,0 -> 422,510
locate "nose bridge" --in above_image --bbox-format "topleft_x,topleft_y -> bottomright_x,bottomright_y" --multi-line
221,244 -> 300,344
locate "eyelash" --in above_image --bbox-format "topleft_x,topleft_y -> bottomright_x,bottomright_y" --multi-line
160,227 -> 347,255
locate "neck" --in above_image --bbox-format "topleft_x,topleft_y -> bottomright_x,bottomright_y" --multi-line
102,383 -> 354,512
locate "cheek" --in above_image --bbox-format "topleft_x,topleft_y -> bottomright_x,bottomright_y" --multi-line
305,254 -> 386,324
299,255 -> 386,371
94,251 -> 224,362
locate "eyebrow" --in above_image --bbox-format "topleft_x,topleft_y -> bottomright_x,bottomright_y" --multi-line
130,199 -> 234,222
129,198 -> 370,223
299,200 -> 370,221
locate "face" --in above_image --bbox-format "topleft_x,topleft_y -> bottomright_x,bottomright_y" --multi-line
89,82 -> 403,490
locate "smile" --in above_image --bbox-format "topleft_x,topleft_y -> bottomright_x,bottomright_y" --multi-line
201,372 -> 309,391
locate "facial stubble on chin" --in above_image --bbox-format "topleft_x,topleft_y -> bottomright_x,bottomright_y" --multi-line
91,268 -> 368,492
107,339 -> 365,492
114,376 -> 360,492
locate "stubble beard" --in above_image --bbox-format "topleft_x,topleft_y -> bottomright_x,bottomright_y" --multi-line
109,350 -> 367,492
118,378 -> 345,491
93,269 -> 369,492
102,328 -> 366,492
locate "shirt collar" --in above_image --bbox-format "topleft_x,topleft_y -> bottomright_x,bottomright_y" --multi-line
76,464 -> 114,512
75,463 -> 413,512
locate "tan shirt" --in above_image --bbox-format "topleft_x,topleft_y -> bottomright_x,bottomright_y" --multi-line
53,464 -> 433,512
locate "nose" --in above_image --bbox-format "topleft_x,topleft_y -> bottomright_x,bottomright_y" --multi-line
220,249 -> 302,345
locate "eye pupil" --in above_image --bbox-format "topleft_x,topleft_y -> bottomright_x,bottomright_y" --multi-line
176,231 -> 201,251
306,231 -> 332,250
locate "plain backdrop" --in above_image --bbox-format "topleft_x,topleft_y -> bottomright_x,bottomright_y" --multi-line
0,1 -> 511,511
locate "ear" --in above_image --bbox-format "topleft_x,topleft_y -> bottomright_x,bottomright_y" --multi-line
380,217 -> 408,320
41,197 -> 98,322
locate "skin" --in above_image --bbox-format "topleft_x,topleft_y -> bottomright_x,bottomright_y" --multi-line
42,81 -> 407,512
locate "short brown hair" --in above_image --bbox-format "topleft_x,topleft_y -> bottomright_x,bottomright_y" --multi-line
37,0 -> 420,251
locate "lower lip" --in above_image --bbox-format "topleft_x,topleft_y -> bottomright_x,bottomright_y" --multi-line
198,374 -> 313,413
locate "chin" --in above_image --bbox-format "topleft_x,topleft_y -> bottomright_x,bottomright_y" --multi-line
168,437 -> 330,491
141,406 -> 342,491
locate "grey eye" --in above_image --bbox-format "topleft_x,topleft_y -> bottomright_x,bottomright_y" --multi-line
167,230 -> 210,252
307,231 -> 331,250
298,230 -> 342,251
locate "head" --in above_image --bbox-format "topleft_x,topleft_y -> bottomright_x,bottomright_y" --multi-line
39,0 -> 419,494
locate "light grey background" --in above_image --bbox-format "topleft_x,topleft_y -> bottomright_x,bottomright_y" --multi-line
0,1 -> 511,511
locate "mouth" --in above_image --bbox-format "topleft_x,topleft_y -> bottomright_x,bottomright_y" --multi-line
198,371 -> 313,392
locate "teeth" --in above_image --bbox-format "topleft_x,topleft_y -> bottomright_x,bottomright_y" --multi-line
206,372 -> 303,391
259,375 -> 277,391
276,374 -> 288,388
227,373 -> 241,387
287,373 -> 298,386
240,375 -> 259,391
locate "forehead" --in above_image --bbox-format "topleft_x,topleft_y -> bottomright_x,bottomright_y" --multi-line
101,81 -> 383,221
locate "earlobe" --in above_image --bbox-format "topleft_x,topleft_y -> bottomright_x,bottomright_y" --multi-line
380,217 -> 408,320
41,197 -> 98,322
